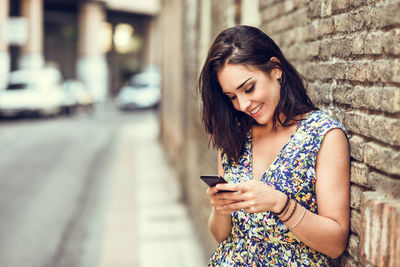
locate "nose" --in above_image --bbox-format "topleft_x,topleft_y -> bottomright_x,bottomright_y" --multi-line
237,95 -> 251,112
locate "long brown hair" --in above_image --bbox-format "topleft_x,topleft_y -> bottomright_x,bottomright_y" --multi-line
198,25 -> 317,160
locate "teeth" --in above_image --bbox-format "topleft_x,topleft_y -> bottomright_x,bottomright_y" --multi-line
250,104 -> 262,115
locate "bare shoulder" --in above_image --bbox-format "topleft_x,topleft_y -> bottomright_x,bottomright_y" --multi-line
318,128 -> 349,158
315,127 -> 350,211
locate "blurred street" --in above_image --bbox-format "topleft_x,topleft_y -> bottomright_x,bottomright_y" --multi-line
0,104 -> 205,267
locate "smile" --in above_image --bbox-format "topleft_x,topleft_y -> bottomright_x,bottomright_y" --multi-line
250,104 -> 263,115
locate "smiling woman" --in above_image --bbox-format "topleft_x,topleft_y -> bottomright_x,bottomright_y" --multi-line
217,64 -> 281,125
198,25 -> 350,266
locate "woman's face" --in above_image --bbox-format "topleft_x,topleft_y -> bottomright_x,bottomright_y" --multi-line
217,63 -> 282,126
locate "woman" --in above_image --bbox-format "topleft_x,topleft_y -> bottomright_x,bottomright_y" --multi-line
198,25 -> 350,266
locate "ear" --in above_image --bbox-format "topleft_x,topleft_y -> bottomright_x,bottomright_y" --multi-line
269,57 -> 282,79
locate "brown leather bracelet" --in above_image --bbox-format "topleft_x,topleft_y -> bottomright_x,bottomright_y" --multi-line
281,201 -> 297,223
276,194 -> 290,216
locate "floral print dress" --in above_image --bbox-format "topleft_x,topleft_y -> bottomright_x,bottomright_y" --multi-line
209,110 -> 346,267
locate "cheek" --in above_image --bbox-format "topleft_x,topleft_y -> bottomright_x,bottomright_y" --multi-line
264,85 -> 281,103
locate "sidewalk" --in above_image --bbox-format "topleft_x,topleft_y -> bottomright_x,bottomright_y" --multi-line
98,112 -> 206,267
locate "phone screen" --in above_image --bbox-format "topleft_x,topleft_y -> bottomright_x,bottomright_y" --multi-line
200,175 -> 235,192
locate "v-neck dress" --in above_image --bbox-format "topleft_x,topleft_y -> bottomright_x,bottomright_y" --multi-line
208,110 -> 346,267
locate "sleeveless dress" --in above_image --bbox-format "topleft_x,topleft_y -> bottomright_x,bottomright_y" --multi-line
209,110 -> 347,267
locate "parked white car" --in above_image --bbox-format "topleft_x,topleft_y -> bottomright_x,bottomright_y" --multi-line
62,80 -> 94,113
116,70 -> 161,110
0,68 -> 65,117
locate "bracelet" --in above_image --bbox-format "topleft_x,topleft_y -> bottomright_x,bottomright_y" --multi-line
281,201 -> 297,223
276,194 -> 290,216
280,199 -> 291,218
289,206 -> 306,231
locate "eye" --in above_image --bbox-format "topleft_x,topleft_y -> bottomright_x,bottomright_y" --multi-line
229,95 -> 237,101
245,84 -> 254,93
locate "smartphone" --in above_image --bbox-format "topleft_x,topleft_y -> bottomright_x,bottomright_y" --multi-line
200,175 -> 235,192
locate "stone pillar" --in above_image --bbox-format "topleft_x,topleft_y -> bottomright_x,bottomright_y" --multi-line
144,16 -> 162,69
77,1 -> 108,102
19,0 -> 44,69
0,0 -> 10,89
360,192 -> 400,267
240,0 -> 260,27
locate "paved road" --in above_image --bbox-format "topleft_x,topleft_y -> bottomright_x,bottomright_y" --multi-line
0,104 -> 206,267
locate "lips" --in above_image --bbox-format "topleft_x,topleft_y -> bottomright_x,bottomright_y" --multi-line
249,104 -> 263,115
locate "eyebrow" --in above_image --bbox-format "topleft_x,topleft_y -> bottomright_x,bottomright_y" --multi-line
236,77 -> 252,90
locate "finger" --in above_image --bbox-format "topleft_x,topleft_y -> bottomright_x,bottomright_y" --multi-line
211,198 -> 242,206
223,201 -> 252,212
215,183 -> 240,192
217,191 -> 245,201
216,182 -> 250,193
206,186 -> 219,196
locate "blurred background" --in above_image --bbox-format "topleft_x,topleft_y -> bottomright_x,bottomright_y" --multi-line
1,0 -> 400,267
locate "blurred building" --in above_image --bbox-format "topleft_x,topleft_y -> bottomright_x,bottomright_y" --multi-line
0,0 -> 161,100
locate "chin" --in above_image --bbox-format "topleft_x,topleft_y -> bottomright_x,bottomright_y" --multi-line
253,115 -> 274,127
253,119 -> 267,126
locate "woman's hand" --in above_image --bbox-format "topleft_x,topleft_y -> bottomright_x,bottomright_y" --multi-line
212,180 -> 286,214
206,185 -> 243,215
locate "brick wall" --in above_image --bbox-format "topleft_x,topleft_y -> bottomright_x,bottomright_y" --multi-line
258,0 -> 400,265
160,0 -> 400,265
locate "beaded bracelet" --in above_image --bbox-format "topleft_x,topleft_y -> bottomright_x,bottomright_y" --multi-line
281,201 -> 297,223
289,206 -> 306,231
276,194 -> 290,216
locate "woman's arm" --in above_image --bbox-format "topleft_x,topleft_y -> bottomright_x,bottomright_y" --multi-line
215,129 -> 350,258
207,150 -> 233,243
290,128 -> 350,258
